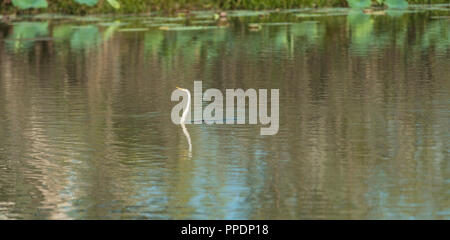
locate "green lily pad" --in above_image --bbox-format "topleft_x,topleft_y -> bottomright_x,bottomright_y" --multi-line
314,8 -> 350,13
299,7 -> 350,17
261,22 -> 293,26
150,16 -> 186,22
277,8 -> 313,13
347,0 -> 372,9
191,11 -> 216,19
430,16 -> 450,19
146,23 -> 183,28
409,4 -> 450,11
190,20 -> 217,25
11,0 -> 48,9
228,11 -> 271,17
424,7 -> 450,11
323,12 -> 350,16
74,16 -> 105,22
118,28 -> 149,32
432,3 -> 450,7
74,0 -> 98,7
31,13 -> 72,20
409,4 -> 449,9
97,22 -> 129,27
160,26 -> 222,31
295,13 -> 323,18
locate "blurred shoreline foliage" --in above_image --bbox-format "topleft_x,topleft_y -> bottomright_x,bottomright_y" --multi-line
1,0 -> 449,14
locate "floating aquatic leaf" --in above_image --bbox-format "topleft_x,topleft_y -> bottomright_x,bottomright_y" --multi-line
311,8 -> 350,16
384,0 -> 408,9
74,0 -> 98,7
423,7 -> 450,12
347,0 -> 371,9
295,13 -> 323,18
314,8 -> 350,13
74,16 -> 104,22
261,22 -> 293,26
118,28 -> 149,32
276,8 -> 313,13
160,26 -> 222,31
11,0 -> 48,9
146,23 -> 183,28
228,11 -> 271,17
295,7 -> 350,17
430,16 -> 450,19
98,22 -> 129,27
322,12 -> 349,16
106,0 -> 120,9
32,13 -> 71,20
409,4 -> 450,9
431,3 -> 450,7
114,15 -> 149,21
150,16 -> 186,22
191,11 -> 216,19
190,20 -> 217,25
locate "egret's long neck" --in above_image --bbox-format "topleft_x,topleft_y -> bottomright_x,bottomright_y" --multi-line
181,90 -> 191,124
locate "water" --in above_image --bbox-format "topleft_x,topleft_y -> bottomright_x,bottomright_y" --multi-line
0,7 -> 449,219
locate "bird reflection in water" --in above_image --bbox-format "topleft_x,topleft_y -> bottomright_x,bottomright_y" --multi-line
176,87 -> 192,157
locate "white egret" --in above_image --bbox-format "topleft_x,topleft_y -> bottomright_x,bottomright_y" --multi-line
176,87 -> 192,156
176,86 -> 239,124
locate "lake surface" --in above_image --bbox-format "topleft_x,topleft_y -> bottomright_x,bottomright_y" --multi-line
0,6 -> 449,219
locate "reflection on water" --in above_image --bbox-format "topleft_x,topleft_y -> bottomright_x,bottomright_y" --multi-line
0,6 -> 449,219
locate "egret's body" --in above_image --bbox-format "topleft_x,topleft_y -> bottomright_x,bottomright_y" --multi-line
176,87 -> 238,124
176,87 -> 191,124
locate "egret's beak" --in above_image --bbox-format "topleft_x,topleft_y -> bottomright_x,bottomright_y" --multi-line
176,87 -> 183,90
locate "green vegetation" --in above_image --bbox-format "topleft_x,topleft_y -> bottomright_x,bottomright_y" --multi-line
347,0 -> 371,9
1,0 -> 449,14
11,0 -> 48,9
3,4 -> 448,53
